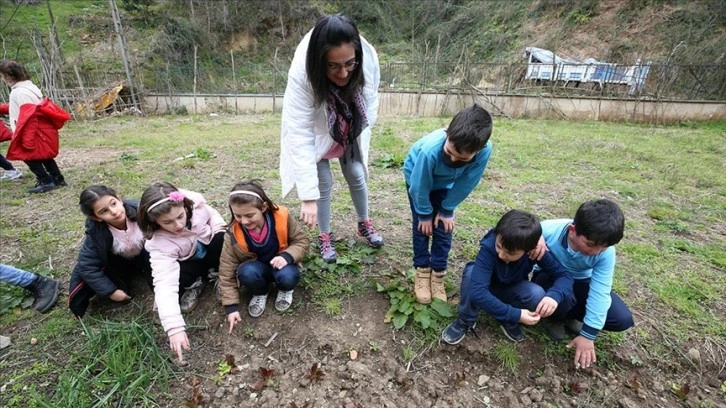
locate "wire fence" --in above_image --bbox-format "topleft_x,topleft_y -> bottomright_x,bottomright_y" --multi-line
1,59 -> 724,118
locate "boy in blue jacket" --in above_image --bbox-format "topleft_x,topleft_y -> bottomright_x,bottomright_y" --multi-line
403,104 -> 493,304
442,210 -> 573,344
532,199 -> 633,369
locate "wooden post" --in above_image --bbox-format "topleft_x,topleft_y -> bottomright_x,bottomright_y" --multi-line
193,45 -> 198,114
109,0 -> 139,111
231,49 -> 238,114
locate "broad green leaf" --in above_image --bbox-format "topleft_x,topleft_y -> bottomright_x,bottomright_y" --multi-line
430,299 -> 454,317
392,313 -> 409,329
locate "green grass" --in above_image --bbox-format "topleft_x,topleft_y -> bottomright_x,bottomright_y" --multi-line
1,114 -> 724,405
35,316 -> 179,407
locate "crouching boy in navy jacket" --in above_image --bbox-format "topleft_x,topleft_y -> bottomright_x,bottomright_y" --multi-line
442,210 -> 573,344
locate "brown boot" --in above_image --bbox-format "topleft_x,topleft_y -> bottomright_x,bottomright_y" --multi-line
414,267 -> 432,304
431,271 -> 447,302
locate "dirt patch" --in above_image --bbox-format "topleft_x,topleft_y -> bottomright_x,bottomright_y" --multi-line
65,262 -> 722,408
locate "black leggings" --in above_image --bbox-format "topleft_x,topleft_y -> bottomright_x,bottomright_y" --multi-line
178,231 -> 225,289
0,154 -> 15,171
25,159 -> 63,184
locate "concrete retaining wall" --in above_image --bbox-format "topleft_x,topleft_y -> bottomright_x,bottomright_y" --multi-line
144,92 -> 726,124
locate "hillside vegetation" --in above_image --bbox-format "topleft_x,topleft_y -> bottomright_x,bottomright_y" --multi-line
0,0 -> 723,80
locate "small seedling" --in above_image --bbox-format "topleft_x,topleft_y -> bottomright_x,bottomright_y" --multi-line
402,346 -> 415,363
368,341 -> 380,352
245,327 -> 254,338
250,367 -> 276,391
304,362 -> 325,384
454,369 -> 467,387
214,355 -> 240,383
322,298 -> 341,316
493,343 -> 519,373
671,383 -> 691,400
186,377 -> 204,407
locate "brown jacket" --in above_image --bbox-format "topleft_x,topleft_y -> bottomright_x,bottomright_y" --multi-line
218,206 -> 309,308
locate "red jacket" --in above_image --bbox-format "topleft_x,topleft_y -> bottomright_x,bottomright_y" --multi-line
0,99 -> 71,161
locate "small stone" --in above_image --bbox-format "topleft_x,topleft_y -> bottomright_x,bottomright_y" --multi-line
618,397 -> 639,408
350,350 -> 358,360
215,387 -> 226,398
0,335 -> 11,349
30,337 -> 38,345
530,389 -> 543,402
687,348 -> 700,363
478,375 -> 490,386
249,392 -> 257,400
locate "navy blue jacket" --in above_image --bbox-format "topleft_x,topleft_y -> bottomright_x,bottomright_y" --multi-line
468,229 -> 574,323
68,200 -> 143,298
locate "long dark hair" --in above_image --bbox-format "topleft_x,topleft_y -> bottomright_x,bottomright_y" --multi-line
0,60 -> 31,82
79,185 -> 120,217
305,13 -> 365,106
137,182 -> 195,239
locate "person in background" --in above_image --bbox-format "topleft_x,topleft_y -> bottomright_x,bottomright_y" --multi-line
0,60 -> 69,193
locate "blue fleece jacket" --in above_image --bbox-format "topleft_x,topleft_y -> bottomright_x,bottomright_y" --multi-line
402,129 -> 492,221
468,229 -> 573,324
540,219 -> 616,340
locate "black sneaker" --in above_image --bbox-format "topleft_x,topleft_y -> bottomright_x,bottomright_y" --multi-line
442,319 -> 477,345
28,182 -> 57,194
542,319 -> 566,341
500,322 -> 524,342
30,276 -> 61,313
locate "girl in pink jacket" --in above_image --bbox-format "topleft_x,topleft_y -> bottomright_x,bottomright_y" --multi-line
138,182 -> 225,362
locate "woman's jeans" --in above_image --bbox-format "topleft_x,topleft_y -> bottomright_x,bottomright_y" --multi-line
316,143 -> 369,234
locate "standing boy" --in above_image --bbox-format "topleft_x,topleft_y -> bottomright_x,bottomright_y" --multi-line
403,104 -> 493,304
533,199 -> 634,369
442,210 -> 573,344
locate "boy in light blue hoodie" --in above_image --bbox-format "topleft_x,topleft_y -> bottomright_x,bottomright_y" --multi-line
403,104 -> 493,305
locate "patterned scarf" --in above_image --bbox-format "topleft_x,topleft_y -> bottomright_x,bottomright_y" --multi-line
326,87 -> 368,160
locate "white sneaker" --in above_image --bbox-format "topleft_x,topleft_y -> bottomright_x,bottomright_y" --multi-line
275,290 -> 294,312
248,294 -> 268,317
180,277 -> 204,313
0,169 -> 22,180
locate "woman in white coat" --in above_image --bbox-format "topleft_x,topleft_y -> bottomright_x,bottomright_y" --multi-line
279,14 -> 383,263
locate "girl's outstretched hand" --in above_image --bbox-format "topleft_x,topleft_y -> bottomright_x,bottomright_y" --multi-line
227,311 -> 243,334
270,256 -> 289,270
168,331 -> 190,362
300,200 -> 317,228
109,289 -> 131,302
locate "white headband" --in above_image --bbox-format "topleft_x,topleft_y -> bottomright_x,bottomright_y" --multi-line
229,190 -> 262,200
148,191 -> 186,212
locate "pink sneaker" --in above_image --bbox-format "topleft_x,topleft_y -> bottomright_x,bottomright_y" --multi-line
318,232 -> 338,263
357,219 -> 384,248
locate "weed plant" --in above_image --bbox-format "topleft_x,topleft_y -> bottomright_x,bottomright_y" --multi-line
299,238 -> 378,316
34,316 -> 180,407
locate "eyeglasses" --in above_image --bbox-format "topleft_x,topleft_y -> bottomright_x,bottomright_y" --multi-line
327,60 -> 359,73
